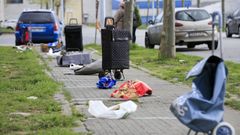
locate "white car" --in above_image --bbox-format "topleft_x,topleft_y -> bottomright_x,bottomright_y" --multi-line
1,19 -> 17,30
145,8 -> 218,50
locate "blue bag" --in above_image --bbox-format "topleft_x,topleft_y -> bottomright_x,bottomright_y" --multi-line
97,76 -> 116,89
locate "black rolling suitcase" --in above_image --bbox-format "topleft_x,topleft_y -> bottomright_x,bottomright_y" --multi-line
101,17 -> 131,80
64,18 -> 83,51
101,29 -> 131,70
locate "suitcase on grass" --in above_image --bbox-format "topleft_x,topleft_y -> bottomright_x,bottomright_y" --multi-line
64,18 -> 83,51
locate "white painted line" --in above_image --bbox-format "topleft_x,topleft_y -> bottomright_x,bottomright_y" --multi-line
130,117 -> 177,120
87,117 -> 177,120
65,86 -> 96,88
72,98 -> 124,102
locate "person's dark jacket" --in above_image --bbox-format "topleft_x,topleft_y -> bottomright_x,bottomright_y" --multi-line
133,6 -> 142,28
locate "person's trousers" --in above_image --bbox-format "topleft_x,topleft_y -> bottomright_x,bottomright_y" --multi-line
132,26 -> 137,43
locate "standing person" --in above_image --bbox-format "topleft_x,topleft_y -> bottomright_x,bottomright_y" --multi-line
132,5 -> 142,43
114,1 -> 125,30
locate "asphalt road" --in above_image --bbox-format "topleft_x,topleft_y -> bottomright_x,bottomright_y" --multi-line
0,26 -> 239,63
135,28 -> 240,63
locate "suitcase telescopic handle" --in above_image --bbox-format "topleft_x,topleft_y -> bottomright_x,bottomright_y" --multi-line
211,11 -> 223,58
69,18 -> 78,25
104,17 -> 114,29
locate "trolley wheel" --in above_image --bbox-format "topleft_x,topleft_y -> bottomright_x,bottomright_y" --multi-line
212,122 -> 235,135
114,70 -> 122,80
27,42 -> 33,46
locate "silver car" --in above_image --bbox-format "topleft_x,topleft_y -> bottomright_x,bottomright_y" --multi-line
145,8 -> 218,50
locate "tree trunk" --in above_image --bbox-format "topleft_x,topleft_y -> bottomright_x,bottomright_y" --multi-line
146,0 -> 150,25
123,0 -> 134,42
46,2 -> 49,9
156,0 -> 159,15
55,0 -> 60,16
94,0 -> 99,44
222,0 -> 225,31
159,0 -> 175,58
197,0 -> 200,7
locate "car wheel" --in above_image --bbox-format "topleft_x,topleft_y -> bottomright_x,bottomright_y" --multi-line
7,27 -> 14,30
226,26 -> 232,38
238,26 -> 240,37
208,41 -> 218,50
145,33 -> 155,49
187,44 -> 195,49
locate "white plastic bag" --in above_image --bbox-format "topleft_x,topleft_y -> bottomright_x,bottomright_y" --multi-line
69,63 -> 84,70
88,100 -> 137,119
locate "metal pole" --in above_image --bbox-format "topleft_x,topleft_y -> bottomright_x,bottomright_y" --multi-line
94,0 -> 99,44
218,13 -> 223,58
212,20 -> 215,56
152,0 -> 154,20
61,0 -> 64,26
0,0 -> 4,22
100,0 -> 106,28
212,12 -> 223,58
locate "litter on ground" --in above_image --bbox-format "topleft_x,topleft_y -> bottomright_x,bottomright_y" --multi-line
88,100 -> 137,119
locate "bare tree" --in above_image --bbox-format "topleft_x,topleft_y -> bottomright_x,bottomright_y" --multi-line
94,0 -> 99,44
197,0 -> 200,7
123,0 -> 134,41
156,0 -> 159,15
32,0 -> 49,9
146,0 -> 150,25
222,0 -> 225,31
55,0 -> 60,16
159,0 -> 175,58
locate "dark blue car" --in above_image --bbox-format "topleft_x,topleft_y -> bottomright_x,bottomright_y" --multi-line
15,9 -> 62,45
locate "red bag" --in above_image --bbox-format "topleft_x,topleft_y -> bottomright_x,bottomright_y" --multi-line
111,80 -> 152,100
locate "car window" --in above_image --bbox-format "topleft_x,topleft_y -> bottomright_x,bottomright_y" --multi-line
232,9 -> 239,17
154,13 -> 163,23
18,12 -> 55,24
236,9 -> 240,17
176,10 -> 210,21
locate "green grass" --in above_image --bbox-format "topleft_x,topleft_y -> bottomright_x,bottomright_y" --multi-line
0,47 -> 84,134
137,24 -> 147,29
85,43 -> 240,110
0,27 -> 14,33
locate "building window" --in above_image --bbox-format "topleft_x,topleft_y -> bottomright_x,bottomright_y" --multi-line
7,0 -> 23,4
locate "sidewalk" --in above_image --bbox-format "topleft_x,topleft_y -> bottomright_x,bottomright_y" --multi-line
40,49 -> 240,135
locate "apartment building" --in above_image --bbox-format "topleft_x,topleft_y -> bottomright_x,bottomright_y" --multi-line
0,0 -> 83,25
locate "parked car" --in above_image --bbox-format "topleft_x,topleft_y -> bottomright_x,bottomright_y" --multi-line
1,19 -> 17,30
226,8 -> 240,38
15,9 -> 63,45
145,8 -> 218,50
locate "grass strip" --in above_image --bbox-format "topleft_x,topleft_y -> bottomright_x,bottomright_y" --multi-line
0,47 -> 82,134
